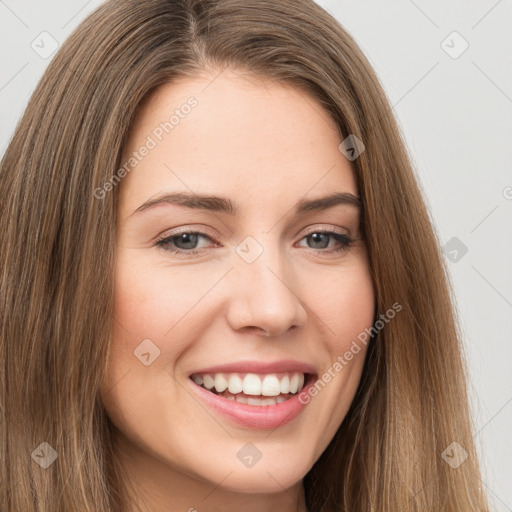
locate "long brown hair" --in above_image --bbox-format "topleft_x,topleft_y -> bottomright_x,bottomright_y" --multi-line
0,0 -> 490,510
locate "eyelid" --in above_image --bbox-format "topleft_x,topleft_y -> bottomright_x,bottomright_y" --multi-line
300,224 -> 352,238
156,225 -> 218,242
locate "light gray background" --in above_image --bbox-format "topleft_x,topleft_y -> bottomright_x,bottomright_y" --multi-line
1,1 -> 511,510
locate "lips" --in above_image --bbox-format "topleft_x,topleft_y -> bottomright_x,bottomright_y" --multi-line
187,360 -> 317,429
189,359 -> 317,376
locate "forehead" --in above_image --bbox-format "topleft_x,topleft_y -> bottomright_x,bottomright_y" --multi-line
118,69 -> 358,216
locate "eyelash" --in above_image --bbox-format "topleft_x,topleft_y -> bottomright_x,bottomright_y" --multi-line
155,228 -> 356,256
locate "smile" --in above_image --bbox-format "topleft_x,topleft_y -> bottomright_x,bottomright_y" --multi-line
190,371 -> 307,406
187,361 -> 318,430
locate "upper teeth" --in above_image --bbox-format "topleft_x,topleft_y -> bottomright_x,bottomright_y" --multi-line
191,372 -> 306,396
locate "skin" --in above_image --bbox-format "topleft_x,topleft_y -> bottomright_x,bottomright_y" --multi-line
99,68 -> 376,512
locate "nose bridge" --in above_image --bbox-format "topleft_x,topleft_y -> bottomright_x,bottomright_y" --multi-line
226,233 -> 307,336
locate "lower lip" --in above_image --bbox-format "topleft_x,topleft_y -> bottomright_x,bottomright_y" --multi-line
188,375 -> 315,430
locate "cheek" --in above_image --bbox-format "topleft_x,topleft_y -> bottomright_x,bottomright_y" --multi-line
311,259 -> 376,354
111,252 -> 211,349
102,256 -> 189,401
295,258 -> 375,459
338,272 -> 375,348
101,257 -> 200,439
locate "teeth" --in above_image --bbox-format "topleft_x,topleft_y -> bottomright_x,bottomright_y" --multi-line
242,374 -> 261,395
289,373 -> 305,393
298,373 -> 304,391
227,375 -> 243,394
261,375 -> 281,396
214,374 -> 228,393
279,375 -> 290,394
247,397 -> 278,406
203,374 -> 215,390
191,371 -> 307,397
231,394 -> 286,406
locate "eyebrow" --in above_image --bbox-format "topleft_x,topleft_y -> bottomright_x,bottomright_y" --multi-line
130,191 -> 362,217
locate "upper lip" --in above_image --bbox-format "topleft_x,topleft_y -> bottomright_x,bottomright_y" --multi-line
189,359 -> 317,376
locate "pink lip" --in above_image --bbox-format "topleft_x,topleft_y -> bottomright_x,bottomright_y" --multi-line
189,359 -> 317,376
188,372 -> 316,430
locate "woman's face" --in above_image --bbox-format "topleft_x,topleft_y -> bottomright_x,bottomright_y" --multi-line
100,68 -> 375,509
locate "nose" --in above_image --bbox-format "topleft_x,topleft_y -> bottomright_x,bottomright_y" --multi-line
225,241 -> 308,338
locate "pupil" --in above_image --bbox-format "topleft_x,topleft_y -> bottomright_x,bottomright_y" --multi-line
309,233 -> 328,249
176,233 -> 198,249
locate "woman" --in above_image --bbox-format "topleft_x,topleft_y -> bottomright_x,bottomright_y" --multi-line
0,0 -> 490,511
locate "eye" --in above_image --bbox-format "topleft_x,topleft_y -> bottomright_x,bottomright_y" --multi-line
155,228 -> 356,256
297,230 -> 355,253
156,231 -> 213,255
